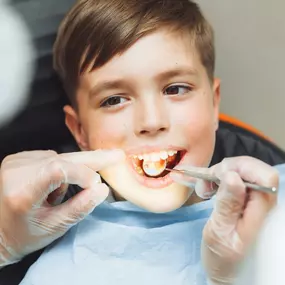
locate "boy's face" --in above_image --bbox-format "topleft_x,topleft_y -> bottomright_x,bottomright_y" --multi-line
64,30 -> 220,212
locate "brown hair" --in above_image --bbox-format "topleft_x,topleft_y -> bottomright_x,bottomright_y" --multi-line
53,0 -> 215,106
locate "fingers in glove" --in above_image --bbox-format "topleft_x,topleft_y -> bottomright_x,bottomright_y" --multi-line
211,171 -> 246,229
30,159 -> 102,206
195,157 -> 279,200
60,149 -> 125,170
203,171 -> 246,257
48,182 -> 109,229
47,183 -> 69,206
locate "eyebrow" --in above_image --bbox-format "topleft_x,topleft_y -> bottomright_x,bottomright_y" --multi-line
154,68 -> 198,82
89,80 -> 127,98
89,67 -> 198,98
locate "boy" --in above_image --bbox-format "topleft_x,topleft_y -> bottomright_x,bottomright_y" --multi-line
19,0 -> 279,284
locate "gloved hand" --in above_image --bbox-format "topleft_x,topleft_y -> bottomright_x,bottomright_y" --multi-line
0,149 -> 125,267
170,156 -> 278,285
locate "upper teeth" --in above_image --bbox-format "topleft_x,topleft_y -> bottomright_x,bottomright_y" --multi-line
134,150 -> 178,162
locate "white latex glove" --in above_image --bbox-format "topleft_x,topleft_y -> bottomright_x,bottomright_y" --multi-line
0,149 -> 125,267
170,156 -> 278,285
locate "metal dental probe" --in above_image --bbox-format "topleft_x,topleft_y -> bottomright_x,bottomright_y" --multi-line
166,168 -> 277,195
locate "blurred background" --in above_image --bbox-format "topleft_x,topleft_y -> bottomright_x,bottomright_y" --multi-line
198,0 -> 285,148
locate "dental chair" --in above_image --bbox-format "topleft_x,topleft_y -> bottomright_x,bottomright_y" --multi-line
211,113 -> 285,166
1,0 -> 285,284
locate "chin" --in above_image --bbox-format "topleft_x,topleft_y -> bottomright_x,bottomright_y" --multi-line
99,157 -> 194,213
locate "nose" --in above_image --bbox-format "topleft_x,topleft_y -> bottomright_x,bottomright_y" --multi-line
134,98 -> 170,137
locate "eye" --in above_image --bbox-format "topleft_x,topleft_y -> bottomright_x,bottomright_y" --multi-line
100,96 -> 128,108
164,84 -> 192,96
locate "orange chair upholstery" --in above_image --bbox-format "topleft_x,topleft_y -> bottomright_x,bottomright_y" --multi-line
219,113 -> 273,143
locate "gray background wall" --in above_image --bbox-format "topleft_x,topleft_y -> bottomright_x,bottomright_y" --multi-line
197,0 -> 285,148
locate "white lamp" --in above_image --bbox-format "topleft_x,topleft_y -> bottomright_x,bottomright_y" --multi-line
0,0 -> 34,127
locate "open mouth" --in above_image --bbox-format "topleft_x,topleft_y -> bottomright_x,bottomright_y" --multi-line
130,150 -> 186,179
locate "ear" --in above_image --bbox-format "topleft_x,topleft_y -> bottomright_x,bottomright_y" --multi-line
63,105 -> 89,150
212,78 -> 221,131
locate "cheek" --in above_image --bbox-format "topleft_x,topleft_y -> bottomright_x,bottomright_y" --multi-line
84,112 -> 132,150
173,96 -> 216,152
175,96 -> 216,131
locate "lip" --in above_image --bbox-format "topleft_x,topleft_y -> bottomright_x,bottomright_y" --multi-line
126,147 -> 188,189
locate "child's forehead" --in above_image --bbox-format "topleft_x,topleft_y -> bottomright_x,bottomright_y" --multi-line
82,31 -> 204,84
